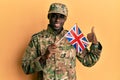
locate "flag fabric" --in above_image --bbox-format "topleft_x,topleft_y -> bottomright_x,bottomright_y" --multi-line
65,24 -> 89,53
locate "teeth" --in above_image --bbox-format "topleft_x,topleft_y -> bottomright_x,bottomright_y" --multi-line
55,23 -> 60,27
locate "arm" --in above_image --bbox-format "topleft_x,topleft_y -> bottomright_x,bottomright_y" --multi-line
77,42 -> 102,67
22,36 -> 43,74
22,35 -> 59,74
77,27 -> 102,67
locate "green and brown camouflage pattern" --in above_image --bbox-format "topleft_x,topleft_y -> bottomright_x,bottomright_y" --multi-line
22,25 -> 102,80
48,3 -> 68,17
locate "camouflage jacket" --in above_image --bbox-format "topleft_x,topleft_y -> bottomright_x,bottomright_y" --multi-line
22,25 -> 102,80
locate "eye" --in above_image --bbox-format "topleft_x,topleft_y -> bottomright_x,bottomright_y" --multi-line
50,13 -> 66,19
51,13 -> 57,18
60,14 -> 65,18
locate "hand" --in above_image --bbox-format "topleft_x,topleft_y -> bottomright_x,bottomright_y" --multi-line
44,44 -> 60,59
87,27 -> 98,44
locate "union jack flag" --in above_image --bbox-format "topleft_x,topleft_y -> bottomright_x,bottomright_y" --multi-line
65,24 -> 89,53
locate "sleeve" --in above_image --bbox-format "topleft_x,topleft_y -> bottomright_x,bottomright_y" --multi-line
22,36 -> 44,74
76,42 -> 102,67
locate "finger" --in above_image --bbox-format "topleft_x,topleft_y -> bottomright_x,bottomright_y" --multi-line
52,44 -> 58,48
91,26 -> 94,33
49,44 -> 57,49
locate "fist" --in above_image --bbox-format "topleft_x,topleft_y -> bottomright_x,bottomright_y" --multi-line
45,44 -> 60,58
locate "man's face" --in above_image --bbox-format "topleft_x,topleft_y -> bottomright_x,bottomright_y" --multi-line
49,13 -> 67,31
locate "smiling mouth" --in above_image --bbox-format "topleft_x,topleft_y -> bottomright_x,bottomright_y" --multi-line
54,23 -> 60,28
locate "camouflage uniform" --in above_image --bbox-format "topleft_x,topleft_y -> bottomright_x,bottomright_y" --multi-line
22,3 -> 102,80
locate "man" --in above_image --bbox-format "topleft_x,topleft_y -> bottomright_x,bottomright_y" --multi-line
22,3 -> 102,80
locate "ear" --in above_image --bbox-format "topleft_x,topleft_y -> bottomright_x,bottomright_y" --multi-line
64,17 -> 67,21
47,14 -> 50,19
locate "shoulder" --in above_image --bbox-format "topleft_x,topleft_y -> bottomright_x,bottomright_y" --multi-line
28,30 -> 48,46
63,29 -> 68,34
31,29 -> 48,39
64,29 -> 68,32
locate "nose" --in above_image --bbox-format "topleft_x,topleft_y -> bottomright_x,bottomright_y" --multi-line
55,15 -> 60,21
55,17 -> 60,22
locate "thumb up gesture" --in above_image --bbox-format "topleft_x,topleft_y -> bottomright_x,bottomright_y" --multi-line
87,27 -> 98,44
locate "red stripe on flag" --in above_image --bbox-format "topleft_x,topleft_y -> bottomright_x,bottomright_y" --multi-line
70,30 -> 84,50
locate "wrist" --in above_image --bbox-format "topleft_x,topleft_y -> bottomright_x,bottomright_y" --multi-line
92,41 -> 99,45
93,42 -> 99,48
42,54 -> 48,60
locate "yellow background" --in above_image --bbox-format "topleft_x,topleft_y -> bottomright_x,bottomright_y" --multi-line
0,0 -> 120,80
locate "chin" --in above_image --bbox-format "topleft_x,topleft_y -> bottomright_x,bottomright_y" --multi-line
53,26 -> 61,30
54,28 -> 60,31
